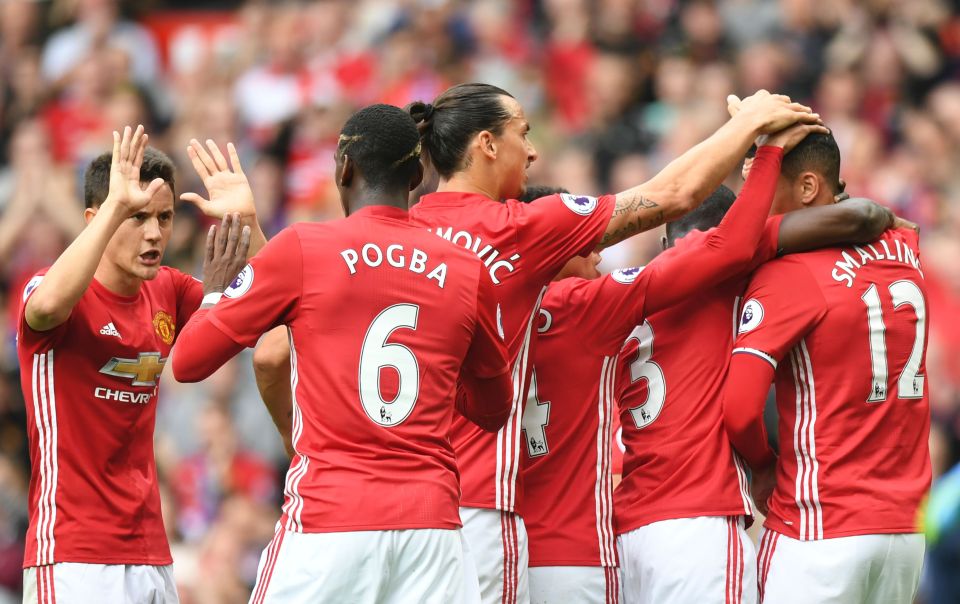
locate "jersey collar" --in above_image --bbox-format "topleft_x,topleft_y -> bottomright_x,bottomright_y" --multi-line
416,191 -> 493,207
350,205 -> 410,221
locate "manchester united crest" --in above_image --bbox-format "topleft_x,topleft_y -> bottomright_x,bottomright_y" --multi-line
153,311 -> 175,345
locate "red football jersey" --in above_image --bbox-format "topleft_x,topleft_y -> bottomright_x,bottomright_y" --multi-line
614,220 -> 782,535
522,274 -> 652,568
17,267 -> 202,567
408,192 -> 615,514
732,227 -> 931,540
198,206 -> 509,532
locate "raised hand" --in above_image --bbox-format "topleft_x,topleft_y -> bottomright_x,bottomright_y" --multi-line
180,139 -> 256,220
106,125 -> 166,216
758,122 -> 831,154
727,90 -> 823,135
203,213 -> 252,296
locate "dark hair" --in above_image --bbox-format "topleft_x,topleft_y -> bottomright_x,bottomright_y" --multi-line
517,185 -> 569,204
408,83 -> 515,179
338,104 -> 422,190
84,147 -> 176,209
665,184 -> 737,245
781,131 -> 841,194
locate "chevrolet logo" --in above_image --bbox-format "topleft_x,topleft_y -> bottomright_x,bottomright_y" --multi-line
100,353 -> 167,387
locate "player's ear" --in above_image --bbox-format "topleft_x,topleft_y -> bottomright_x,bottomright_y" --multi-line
84,207 -> 98,224
660,235 -> 668,251
799,172 -> 819,206
477,130 -> 497,161
409,160 -> 424,192
339,154 -> 354,188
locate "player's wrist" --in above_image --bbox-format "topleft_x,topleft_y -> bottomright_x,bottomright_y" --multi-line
201,292 -> 222,308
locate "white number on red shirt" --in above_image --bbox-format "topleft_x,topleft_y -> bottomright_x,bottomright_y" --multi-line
625,321 -> 666,429
359,304 -> 420,426
522,369 -> 551,457
861,279 -> 926,403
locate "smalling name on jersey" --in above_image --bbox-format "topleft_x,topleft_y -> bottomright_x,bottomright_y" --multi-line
340,243 -> 448,288
831,240 -> 922,288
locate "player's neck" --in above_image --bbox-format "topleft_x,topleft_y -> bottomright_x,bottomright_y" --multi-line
348,194 -> 409,214
437,173 -> 500,202
93,261 -> 143,297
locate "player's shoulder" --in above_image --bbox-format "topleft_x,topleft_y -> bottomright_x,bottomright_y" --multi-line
748,253 -> 818,289
506,192 -> 610,220
20,268 -> 51,305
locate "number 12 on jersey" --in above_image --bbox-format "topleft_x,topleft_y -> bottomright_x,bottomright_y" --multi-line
861,279 -> 926,403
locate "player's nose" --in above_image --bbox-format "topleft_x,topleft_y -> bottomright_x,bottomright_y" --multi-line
527,141 -> 539,165
143,217 -> 162,242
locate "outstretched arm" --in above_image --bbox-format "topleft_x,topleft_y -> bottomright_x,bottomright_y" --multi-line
25,125 -> 166,332
776,198 -> 897,253
598,91 -> 823,248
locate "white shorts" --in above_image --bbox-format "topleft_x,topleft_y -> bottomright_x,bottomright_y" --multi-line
757,528 -> 924,603
618,516 -> 756,604
528,565 -> 621,604
460,507 -> 530,604
249,524 -> 473,603
22,563 -> 177,604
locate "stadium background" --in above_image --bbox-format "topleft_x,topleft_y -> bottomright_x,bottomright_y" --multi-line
0,0 -> 959,601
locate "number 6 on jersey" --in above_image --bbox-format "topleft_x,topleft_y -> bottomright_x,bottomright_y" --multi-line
359,304 -> 421,426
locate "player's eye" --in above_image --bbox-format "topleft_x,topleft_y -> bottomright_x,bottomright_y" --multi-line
132,213 -> 147,222
159,212 -> 173,223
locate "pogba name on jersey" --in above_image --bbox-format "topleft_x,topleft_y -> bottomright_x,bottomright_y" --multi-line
340,243 -> 448,288
831,240 -> 923,288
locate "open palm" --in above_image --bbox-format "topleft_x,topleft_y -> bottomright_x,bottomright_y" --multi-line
181,139 -> 256,219
109,125 -> 166,214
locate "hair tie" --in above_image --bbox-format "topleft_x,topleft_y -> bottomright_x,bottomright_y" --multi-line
422,103 -> 435,121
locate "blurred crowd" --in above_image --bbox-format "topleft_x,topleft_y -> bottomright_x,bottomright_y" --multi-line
1,0 -> 960,601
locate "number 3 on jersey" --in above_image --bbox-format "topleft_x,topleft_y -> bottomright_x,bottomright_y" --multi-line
359,304 -> 420,427
625,321 -> 666,429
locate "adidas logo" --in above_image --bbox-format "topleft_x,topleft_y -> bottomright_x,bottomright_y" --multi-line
99,322 -> 121,338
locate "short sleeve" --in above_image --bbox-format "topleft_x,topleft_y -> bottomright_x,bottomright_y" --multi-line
462,265 -> 511,379
513,193 -> 616,283
732,258 -> 828,368
559,270 -> 651,354
171,269 -> 204,342
205,227 -> 304,348
17,271 -> 71,350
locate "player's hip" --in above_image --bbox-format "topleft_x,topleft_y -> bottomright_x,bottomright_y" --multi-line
23,563 -> 178,604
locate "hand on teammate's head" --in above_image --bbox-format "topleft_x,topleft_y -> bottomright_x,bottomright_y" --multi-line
727,90 -> 823,135
759,123 -> 832,154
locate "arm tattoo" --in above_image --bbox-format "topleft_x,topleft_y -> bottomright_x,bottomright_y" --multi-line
612,195 -> 659,217
600,195 -> 664,248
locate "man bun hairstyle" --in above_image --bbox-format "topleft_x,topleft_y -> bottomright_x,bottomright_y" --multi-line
665,184 -> 737,244
781,131 -> 842,195
338,103 -> 422,190
84,146 -> 176,209
408,83 -> 515,179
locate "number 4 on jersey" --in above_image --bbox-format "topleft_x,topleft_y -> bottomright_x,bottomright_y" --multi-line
522,369 -> 550,457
